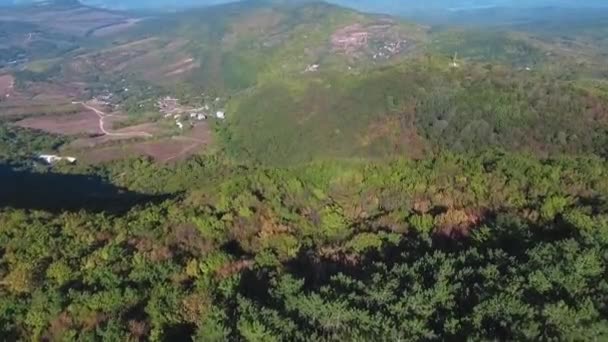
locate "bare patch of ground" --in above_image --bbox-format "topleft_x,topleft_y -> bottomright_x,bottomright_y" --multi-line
72,101 -> 153,138
135,138 -> 205,162
10,97 -> 158,138
332,24 -> 370,54
26,81 -> 87,99
68,122 -> 162,149
165,58 -> 199,77
114,122 -> 161,135
331,20 -> 419,60
15,111 -> 102,136
0,74 -> 14,98
80,122 -> 212,164
0,80 -> 90,121
0,102 -> 81,119
78,146 -> 131,163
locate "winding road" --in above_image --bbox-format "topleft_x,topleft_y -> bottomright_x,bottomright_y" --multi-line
73,101 -> 153,138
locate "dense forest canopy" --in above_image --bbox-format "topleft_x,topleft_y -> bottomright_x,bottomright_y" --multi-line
2,153 -> 608,340
1,0 -> 608,341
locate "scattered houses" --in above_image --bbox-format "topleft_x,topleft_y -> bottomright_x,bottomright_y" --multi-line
332,24 -> 370,53
190,112 -> 207,120
157,96 -> 225,129
305,64 -> 320,72
331,20 -> 412,60
157,96 -> 180,114
38,154 -> 77,164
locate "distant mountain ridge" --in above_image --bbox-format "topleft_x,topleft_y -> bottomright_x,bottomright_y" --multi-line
3,0 -> 608,11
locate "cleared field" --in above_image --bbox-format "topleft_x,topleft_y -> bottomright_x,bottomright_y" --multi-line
68,122 -> 162,149
15,111 -> 102,136
81,138 -> 206,163
0,74 -> 14,97
135,137 -> 207,162
0,102 -> 81,119
79,123 -> 212,163
164,57 -> 199,77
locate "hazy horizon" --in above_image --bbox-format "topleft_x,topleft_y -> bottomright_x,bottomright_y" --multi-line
4,0 -> 608,11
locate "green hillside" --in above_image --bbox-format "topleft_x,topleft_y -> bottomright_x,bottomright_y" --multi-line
100,2 -> 608,164
3,1 -> 608,341
223,59 -> 608,164
4,0 -> 608,165
2,152 -> 608,340
59,1 -> 426,92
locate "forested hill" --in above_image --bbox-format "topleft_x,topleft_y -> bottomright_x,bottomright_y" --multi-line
7,0 -> 608,164
2,1 -> 608,340
2,152 -> 608,340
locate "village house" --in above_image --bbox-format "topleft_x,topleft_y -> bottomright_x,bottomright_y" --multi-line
305,64 -> 320,72
38,154 -> 77,164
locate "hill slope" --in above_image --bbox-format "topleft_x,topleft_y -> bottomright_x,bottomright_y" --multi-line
3,0 -> 608,166
59,1 -> 426,93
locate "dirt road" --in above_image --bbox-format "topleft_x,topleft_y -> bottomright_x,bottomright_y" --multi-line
163,136 -> 207,162
74,101 -> 152,138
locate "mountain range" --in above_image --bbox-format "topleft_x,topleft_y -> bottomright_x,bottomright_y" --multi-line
3,0 -> 608,164
3,0 -> 608,11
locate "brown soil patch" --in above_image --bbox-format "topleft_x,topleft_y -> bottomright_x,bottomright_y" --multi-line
165,58 -> 199,77
184,122 -> 213,141
15,111 -> 102,136
1,80 -> 86,108
332,24 -> 370,54
331,20 -> 416,59
68,134 -> 138,149
80,123 -> 212,164
26,81 -> 85,99
0,102 -> 81,119
78,147 -> 130,163
68,122 -> 162,149
82,138 -> 200,163
133,135 -> 209,163
114,122 -> 161,135
0,74 -> 14,98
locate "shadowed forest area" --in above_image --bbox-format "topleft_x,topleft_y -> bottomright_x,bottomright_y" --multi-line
0,163 -> 164,212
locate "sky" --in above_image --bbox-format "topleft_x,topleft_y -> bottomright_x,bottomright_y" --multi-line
6,0 -> 608,11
